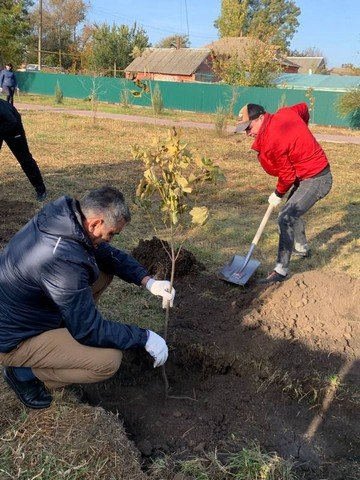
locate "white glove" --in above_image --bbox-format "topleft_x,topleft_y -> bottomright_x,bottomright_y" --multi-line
268,192 -> 282,207
146,278 -> 175,308
145,330 -> 168,367
0,88 -> 2,93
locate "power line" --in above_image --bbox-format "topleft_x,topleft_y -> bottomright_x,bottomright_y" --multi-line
89,6 -> 217,42
184,0 -> 190,39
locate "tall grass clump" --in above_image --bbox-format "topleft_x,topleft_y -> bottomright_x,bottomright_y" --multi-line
214,105 -> 228,137
119,79 -> 133,108
337,87 -> 360,129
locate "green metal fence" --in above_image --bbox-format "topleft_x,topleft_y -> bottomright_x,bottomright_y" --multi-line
16,71 -> 352,128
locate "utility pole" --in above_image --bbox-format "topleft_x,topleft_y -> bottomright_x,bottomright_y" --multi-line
38,0 -> 43,70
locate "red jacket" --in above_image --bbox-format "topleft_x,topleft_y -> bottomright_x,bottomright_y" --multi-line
251,103 -> 329,195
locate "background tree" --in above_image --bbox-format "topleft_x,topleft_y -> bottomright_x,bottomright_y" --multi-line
288,46 -> 325,57
0,0 -> 32,66
214,0 -> 250,37
215,0 -> 300,51
27,0 -> 88,69
89,22 -> 149,76
155,34 -> 190,48
211,39 -> 281,86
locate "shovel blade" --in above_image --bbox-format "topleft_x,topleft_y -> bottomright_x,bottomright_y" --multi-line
218,254 -> 261,285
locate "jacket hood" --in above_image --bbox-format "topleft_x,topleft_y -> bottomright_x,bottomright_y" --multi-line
36,196 -> 92,249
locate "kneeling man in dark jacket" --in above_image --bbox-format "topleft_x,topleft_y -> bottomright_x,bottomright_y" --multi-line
0,186 -> 174,409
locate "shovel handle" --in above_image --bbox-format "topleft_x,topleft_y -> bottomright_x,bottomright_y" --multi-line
252,204 -> 274,246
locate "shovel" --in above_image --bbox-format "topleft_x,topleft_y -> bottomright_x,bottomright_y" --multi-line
218,204 -> 274,285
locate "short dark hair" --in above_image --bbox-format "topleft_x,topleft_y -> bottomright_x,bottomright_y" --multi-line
5,63 -> 13,69
79,186 -> 131,226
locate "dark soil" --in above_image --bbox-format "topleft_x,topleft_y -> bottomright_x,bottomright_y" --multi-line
132,236 -> 205,278
81,240 -> 360,480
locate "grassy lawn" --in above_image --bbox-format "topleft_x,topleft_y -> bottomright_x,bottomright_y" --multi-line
1,107 -> 359,341
16,92 -> 227,125
0,108 -> 359,478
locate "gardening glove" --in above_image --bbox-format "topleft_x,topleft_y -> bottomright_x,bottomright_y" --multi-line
146,278 -> 175,308
145,330 -> 168,367
268,192 -> 283,207
0,88 -> 2,93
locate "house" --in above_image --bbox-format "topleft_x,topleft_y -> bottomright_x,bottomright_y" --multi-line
286,56 -> 327,74
204,37 -> 300,73
124,48 -> 218,83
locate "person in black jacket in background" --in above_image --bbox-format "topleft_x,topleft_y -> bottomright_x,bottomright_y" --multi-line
0,63 -> 19,104
0,99 -> 47,201
0,186 -> 175,409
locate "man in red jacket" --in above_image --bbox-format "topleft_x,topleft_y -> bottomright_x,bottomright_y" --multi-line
236,102 -> 332,284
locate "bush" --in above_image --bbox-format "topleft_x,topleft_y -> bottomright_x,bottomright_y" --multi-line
337,88 -> 360,129
54,80 -> 63,104
151,83 -> 164,115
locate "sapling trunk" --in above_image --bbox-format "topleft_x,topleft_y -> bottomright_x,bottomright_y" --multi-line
133,127 -> 224,400
161,227 -> 176,397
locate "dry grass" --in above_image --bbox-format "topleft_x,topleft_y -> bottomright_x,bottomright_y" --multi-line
0,108 -> 359,478
0,377 -> 147,479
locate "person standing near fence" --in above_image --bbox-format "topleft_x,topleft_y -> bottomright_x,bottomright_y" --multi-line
0,98 -> 47,201
0,63 -> 19,105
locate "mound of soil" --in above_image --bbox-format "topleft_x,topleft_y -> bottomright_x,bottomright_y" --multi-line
82,267 -> 360,479
132,236 -> 204,278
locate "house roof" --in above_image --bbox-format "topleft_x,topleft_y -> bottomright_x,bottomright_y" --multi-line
124,48 -> 210,75
273,73 -> 360,92
286,57 -> 325,74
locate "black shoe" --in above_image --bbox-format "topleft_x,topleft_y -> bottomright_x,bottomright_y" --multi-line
292,248 -> 311,258
36,190 -> 47,202
257,271 -> 287,285
3,367 -> 52,409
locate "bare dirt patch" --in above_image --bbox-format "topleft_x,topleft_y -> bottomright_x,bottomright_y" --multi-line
81,242 -> 360,480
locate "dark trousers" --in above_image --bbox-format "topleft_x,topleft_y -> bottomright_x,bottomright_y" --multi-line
275,170 -> 333,275
0,125 -> 46,195
3,86 -> 15,105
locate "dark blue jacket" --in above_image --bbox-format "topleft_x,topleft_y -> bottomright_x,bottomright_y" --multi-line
0,69 -> 18,88
0,196 -> 149,353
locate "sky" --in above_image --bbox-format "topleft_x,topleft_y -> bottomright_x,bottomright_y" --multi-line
87,0 -> 360,68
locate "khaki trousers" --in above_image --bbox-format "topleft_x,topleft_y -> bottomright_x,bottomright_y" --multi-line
0,273 -> 122,389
